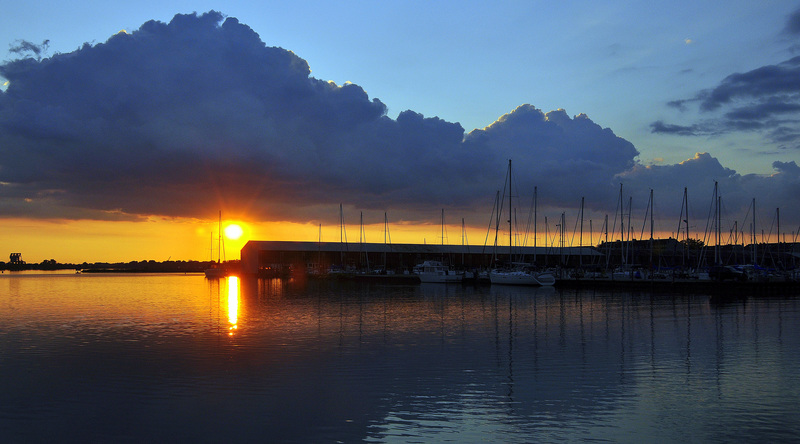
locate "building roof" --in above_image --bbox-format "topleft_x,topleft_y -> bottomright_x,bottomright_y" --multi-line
241,240 -> 603,257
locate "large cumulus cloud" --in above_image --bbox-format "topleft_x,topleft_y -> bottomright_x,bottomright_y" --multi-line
0,12 -> 389,220
1,11 -> 797,231
618,154 -> 800,233
0,11 -> 639,224
464,105 -> 639,209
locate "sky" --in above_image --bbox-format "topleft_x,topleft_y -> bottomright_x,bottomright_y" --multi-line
1,1 -> 800,263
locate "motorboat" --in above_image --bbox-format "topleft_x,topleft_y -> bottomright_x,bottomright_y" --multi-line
414,260 -> 463,283
489,268 -> 555,286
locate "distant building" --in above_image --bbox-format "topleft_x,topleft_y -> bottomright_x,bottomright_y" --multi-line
9,253 -> 23,264
240,240 -> 602,276
240,239 -> 800,277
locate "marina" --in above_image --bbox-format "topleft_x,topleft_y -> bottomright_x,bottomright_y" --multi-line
237,163 -> 800,290
238,239 -> 800,291
3,5 -> 800,443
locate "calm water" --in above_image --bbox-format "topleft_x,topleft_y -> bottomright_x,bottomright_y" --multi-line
2,271 -> 799,443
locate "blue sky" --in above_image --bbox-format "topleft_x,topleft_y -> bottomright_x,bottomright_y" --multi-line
1,1 -> 799,259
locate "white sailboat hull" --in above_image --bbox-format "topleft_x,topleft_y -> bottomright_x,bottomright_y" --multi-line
490,270 -> 555,286
418,272 -> 463,283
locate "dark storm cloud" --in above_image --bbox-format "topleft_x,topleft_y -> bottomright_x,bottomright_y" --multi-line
723,98 -> 800,121
768,125 -> 800,144
650,120 -> 705,136
656,59 -> 800,144
0,11 -> 386,220
1,11 -> 797,228
8,39 -> 49,58
785,7 -> 800,35
666,98 -> 695,111
618,154 -> 800,228
618,153 -> 737,196
0,12 -> 644,223
464,106 -> 639,209
698,56 -> 800,112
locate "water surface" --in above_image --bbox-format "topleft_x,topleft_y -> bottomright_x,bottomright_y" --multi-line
2,271 -> 799,442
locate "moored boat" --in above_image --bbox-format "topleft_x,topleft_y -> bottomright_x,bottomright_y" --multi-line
204,265 -> 227,279
488,159 -> 557,287
414,260 -> 463,283
205,211 -> 228,279
489,268 -> 555,286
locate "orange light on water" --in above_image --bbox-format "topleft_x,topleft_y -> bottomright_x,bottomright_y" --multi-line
227,276 -> 239,334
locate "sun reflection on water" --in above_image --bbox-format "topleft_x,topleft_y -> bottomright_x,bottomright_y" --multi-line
227,276 -> 239,335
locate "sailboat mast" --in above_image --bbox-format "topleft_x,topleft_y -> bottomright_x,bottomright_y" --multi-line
649,189 -> 654,268
683,188 -> 689,265
462,218 -> 466,264
777,207 -> 781,268
715,182 -> 720,264
604,214 -> 610,270
589,219 -> 593,265
753,198 -> 757,265
383,212 -> 388,269
544,216 -> 549,267
508,159 -> 513,263
627,196 -> 632,266
579,197 -> 584,268
339,203 -> 347,265
534,186 -> 538,264
441,208 -> 445,247
494,190 -> 500,261
217,210 -> 221,264
560,212 -> 565,266
619,184 -> 624,266
360,211 -> 369,269
441,208 -> 446,263
718,194 -> 722,264
685,188 -> 690,244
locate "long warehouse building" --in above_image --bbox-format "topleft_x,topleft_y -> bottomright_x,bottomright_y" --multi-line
240,240 -> 603,276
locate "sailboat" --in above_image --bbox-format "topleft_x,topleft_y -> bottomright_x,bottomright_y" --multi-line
413,209 -> 464,283
489,160 -> 556,286
204,211 -> 227,279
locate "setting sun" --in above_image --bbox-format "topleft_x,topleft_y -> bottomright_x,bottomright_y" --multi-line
224,223 -> 244,240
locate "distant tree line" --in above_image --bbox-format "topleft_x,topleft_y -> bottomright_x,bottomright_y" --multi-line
0,259 -> 240,273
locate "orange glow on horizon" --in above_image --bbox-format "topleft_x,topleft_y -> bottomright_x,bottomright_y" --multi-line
0,214 -> 744,265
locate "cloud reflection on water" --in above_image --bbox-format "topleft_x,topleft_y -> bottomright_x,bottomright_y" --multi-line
1,274 -> 799,442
